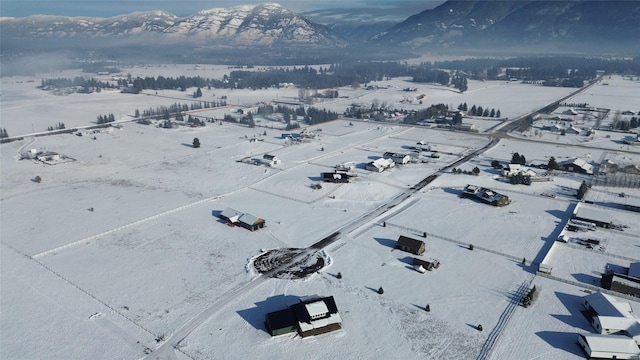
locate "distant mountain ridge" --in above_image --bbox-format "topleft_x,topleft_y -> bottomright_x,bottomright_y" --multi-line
1,1 -> 638,55
0,3 -> 347,48
371,0 -> 640,52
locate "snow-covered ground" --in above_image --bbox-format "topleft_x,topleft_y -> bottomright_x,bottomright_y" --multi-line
1,68 -> 640,360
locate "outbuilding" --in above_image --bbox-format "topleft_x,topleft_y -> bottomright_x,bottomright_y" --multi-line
322,172 -> 351,183
577,333 -> 640,360
365,158 -> 395,172
219,207 -> 265,231
574,206 -> 614,228
395,235 -> 426,255
265,308 -> 298,336
413,257 -> 440,271
561,158 -> 594,175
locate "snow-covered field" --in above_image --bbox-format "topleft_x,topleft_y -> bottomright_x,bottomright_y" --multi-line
1,68 -> 640,360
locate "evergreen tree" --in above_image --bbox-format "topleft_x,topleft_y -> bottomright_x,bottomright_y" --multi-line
0,128 -> 8,138
378,286 -> 384,294
490,108 -> 496,117
511,152 -> 522,164
496,109 -> 501,118
577,181 -> 589,200
477,106 -> 483,117
425,304 -> 430,312
548,156 -> 559,170
135,109 -> 140,118
453,112 -> 463,125
470,105 -> 477,116
483,108 -> 490,117
472,166 -> 480,175
192,137 -> 200,148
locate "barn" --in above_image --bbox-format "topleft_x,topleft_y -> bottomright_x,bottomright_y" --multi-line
395,235 -> 426,255
574,206 -> 614,228
265,308 -> 298,337
577,333 -> 640,360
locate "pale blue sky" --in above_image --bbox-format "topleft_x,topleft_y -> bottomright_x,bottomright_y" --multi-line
1,1 -> 445,22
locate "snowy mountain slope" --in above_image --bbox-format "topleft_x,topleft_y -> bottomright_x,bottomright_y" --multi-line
0,3 -> 347,48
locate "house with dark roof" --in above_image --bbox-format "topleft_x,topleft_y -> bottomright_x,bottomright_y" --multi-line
265,308 -> 298,336
322,172 -> 352,183
413,257 -> 440,271
460,184 -> 510,207
265,295 -> 342,338
561,158 -> 594,175
601,273 -> 640,297
395,235 -> 426,255
219,207 -> 265,231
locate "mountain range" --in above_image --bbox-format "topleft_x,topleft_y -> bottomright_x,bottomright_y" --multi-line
1,1 -> 639,55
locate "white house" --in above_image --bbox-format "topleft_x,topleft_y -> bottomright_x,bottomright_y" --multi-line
565,126 -> 581,135
365,158 -> 395,172
262,154 -> 281,167
502,164 -> 537,178
583,292 -> 635,334
577,333 -> 640,360
383,152 -> 411,165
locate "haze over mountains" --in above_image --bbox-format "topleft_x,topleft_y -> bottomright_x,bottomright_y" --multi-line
1,1 -> 638,59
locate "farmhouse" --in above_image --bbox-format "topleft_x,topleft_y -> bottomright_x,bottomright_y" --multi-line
265,296 -> 341,338
321,172 -> 352,183
262,154 -> 281,166
395,235 -> 426,255
461,184 -> 510,207
582,292 -> 635,334
574,206 -> 614,228
502,164 -> 537,178
561,158 -> 594,175
291,296 -> 342,338
365,158 -> 395,172
577,334 -> 640,360
383,152 -> 411,165
219,207 -> 265,231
